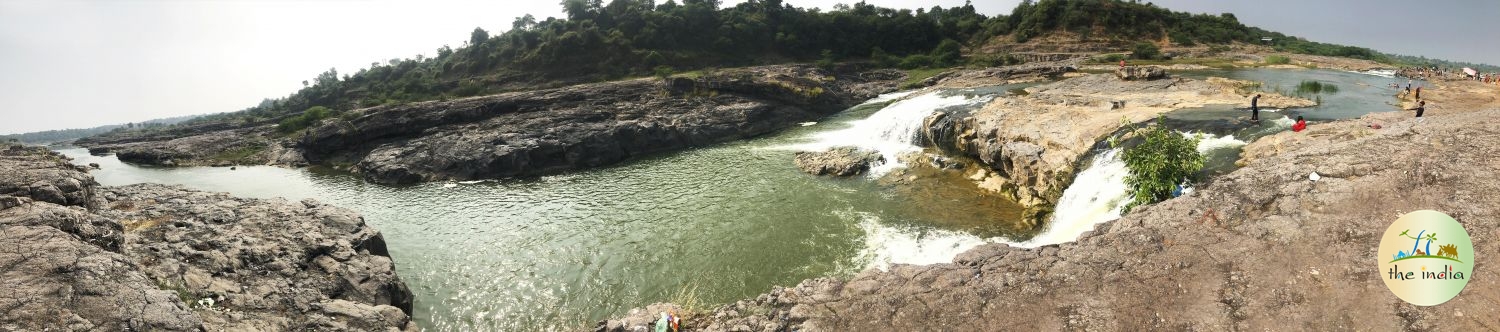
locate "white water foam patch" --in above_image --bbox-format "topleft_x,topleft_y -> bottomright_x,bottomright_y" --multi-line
857,90 -> 919,106
1357,69 -> 1397,78
851,212 -> 990,271
784,92 -> 992,176
1180,131 -> 1249,153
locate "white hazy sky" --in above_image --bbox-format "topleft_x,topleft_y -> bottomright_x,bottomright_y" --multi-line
1,0 -> 1493,134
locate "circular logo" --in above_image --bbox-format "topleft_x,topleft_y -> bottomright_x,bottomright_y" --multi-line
1378,210 -> 1474,306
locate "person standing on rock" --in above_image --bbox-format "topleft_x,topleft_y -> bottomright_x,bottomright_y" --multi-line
1406,100 -> 1426,118
1250,94 -> 1262,121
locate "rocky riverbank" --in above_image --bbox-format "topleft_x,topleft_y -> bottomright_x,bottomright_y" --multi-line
0,144 -> 415,331
79,64 -> 903,184
918,69 -> 1311,225
604,74 -> 1500,331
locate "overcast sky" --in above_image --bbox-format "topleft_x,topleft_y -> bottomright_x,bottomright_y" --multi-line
1,0 -> 1495,135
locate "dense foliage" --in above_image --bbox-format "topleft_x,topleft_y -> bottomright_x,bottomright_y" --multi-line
1119,118 -> 1204,213
276,106 -> 334,134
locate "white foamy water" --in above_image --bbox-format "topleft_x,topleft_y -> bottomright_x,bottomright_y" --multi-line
787,91 -> 992,176
1357,69 -> 1397,78
857,90 -> 919,106
852,213 -> 990,271
1182,131 -> 1249,152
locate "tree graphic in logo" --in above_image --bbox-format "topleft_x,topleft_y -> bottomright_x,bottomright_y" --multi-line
1391,229 -> 1462,263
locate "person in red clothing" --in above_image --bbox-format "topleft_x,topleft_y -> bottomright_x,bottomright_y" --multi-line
1292,116 -> 1307,132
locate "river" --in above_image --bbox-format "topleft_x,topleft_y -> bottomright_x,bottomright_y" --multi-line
54,68 -> 1403,330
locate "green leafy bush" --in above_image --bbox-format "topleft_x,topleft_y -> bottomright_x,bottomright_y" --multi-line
1132,42 -> 1161,60
1264,55 -> 1291,64
931,39 -> 963,67
653,65 -> 676,80
277,106 -> 334,134
899,54 -> 935,69
1120,117 -> 1204,213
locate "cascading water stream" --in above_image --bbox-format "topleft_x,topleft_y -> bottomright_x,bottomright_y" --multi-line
789,91 -> 993,176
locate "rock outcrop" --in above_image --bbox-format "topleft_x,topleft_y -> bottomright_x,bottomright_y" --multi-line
79,65 -> 903,185
605,99 -> 1500,331
1115,65 -> 1169,80
923,60 -> 1080,89
793,147 -> 884,176
0,144 -> 415,331
919,73 -> 1313,225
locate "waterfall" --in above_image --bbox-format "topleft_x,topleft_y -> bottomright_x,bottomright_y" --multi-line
1018,131 -> 1248,248
1020,148 -> 1132,247
793,91 -> 992,176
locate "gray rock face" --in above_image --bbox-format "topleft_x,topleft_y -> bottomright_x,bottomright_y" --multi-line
1,145 -> 101,208
1115,65 -> 1169,80
0,144 -> 416,331
298,65 -> 900,184
97,184 -> 416,331
0,218 -> 205,332
793,147 -> 885,176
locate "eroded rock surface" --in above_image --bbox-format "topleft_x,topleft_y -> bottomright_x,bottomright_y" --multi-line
0,144 -> 415,331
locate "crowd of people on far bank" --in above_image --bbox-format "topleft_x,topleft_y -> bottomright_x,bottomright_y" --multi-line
1397,66 -> 1500,84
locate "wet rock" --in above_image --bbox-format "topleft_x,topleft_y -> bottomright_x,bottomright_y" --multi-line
794,147 -> 885,176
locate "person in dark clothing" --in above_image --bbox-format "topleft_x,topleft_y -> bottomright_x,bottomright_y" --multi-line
1407,100 -> 1426,118
1250,94 -> 1261,121
1415,86 -> 1422,99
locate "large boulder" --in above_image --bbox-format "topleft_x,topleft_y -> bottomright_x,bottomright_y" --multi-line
1115,66 -> 1169,80
794,147 -> 885,176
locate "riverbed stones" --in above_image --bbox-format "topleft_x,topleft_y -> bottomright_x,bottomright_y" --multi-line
794,147 -> 885,176
0,144 -> 416,331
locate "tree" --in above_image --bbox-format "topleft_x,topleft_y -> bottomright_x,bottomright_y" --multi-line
513,14 -> 538,31
1132,42 -> 1160,60
932,39 -> 963,66
469,27 -> 490,46
1120,117 -> 1204,212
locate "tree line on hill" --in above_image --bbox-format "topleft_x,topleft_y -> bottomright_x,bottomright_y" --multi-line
104,0 -> 1491,138
1,114 -> 202,144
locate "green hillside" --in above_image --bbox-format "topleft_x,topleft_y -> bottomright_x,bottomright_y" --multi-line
104,0 -> 1491,138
